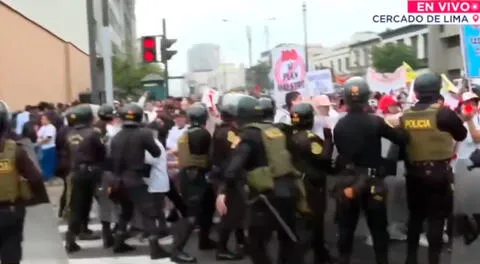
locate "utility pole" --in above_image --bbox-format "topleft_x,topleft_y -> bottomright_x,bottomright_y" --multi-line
246,26 -> 253,68
86,0 -> 100,103
162,19 -> 170,96
302,1 -> 309,71
101,0 -> 114,104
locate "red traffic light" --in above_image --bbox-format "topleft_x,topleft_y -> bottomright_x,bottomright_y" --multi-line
143,50 -> 156,62
143,37 -> 156,49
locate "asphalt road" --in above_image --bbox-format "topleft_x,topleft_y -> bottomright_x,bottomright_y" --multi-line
20,182 -> 462,264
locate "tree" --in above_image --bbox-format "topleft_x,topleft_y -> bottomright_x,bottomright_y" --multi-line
371,42 -> 421,73
247,61 -> 273,92
112,53 -> 163,97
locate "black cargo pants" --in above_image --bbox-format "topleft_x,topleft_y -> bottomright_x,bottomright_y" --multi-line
0,205 -> 26,264
405,161 -> 453,264
335,170 -> 389,264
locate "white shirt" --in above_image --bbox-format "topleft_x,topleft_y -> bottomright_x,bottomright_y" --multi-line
37,124 -> 56,149
144,139 -> 170,193
15,111 -> 30,135
166,125 -> 189,150
274,108 -> 291,125
457,115 -> 480,160
145,111 -> 157,123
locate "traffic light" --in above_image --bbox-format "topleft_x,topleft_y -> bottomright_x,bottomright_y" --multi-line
161,37 -> 177,63
141,36 -> 157,63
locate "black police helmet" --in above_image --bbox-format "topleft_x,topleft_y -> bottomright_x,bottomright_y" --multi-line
119,103 -> 143,126
98,104 -> 115,121
187,103 -> 208,127
0,101 -> 10,135
258,95 -> 276,121
68,104 -> 94,127
343,76 -> 371,107
414,73 -> 442,98
291,102 -> 315,130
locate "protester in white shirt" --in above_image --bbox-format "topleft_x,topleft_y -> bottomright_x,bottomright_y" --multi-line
274,91 -> 302,124
15,107 -> 30,135
454,92 -> 480,214
310,95 -> 338,139
166,109 -> 189,151
37,114 -> 57,181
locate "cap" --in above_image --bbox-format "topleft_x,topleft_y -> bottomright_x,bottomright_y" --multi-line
461,91 -> 479,103
378,95 -> 399,114
172,109 -> 186,117
312,95 -> 334,106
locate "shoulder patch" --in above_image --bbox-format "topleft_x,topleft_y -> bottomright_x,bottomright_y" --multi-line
227,130 -> 237,143
264,127 -> 283,139
310,141 -> 323,155
307,131 -> 316,138
230,136 -> 241,149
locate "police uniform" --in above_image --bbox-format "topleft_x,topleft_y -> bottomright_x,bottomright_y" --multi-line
223,94 -> 298,264
333,77 -> 409,264
63,104 -> 107,253
55,111 -> 74,218
211,98 -> 245,260
93,104 -> 117,248
110,103 -> 169,259
0,102 -> 49,264
170,103 -> 213,263
402,74 -> 467,264
288,103 -> 335,264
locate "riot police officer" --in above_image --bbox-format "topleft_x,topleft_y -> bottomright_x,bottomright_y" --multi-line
0,101 -> 49,264
211,94 -> 246,261
333,77 -> 409,264
258,95 -> 276,123
171,103 -> 214,263
220,94 -> 298,264
110,103 -> 169,259
403,74 -> 467,264
93,104 -> 117,248
288,102 -> 335,264
63,104 -> 106,253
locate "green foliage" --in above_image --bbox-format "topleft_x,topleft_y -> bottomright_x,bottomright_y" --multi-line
112,54 -> 163,97
248,61 -> 273,91
371,43 -> 421,73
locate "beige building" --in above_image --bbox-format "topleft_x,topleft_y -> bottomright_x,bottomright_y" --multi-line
428,25 -> 462,79
0,2 -> 90,110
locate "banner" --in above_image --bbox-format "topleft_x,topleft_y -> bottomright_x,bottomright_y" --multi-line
201,88 -> 220,110
306,69 -> 334,95
460,25 -> 480,78
270,45 -> 308,106
366,66 -> 406,94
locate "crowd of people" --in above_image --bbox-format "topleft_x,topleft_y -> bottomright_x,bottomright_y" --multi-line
3,72 -> 480,264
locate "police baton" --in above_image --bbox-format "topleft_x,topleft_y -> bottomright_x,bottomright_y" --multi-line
248,194 -> 298,243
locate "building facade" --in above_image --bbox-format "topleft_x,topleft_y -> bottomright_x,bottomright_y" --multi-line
428,25 -> 462,79
207,63 -> 246,92
187,43 -> 221,72
0,1 -> 90,109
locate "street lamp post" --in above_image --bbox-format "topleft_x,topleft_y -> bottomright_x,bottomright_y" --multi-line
302,1 -> 309,72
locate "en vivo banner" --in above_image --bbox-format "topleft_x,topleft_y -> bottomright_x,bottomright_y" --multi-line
366,66 -> 406,94
270,45 -> 308,106
306,69 -> 334,95
460,25 -> 480,78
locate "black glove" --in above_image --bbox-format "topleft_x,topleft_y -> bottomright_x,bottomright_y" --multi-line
467,149 -> 480,171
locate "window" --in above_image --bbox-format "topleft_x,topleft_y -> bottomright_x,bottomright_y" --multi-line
345,57 -> 350,69
330,61 -> 334,69
439,25 -> 445,33
444,35 -> 460,48
423,33 -> 428,58
397,39 -> 404,45
410,36 -> 418,56
338,58 -> 342,72
363,48 -> 369,66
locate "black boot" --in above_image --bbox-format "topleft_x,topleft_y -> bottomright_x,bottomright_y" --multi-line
65,231 -> 81,253
216,249 -> 243,261
171,251 -> 197,263
102,221 -> 114,248
170,218 -> 197,263
149,237 -> 170,259
112,231 -> 135,253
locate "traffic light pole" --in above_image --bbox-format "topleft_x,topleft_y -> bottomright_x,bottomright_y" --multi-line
162,19 -> 169,97
101,0 -> 114,105
86,0 -> 100,104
